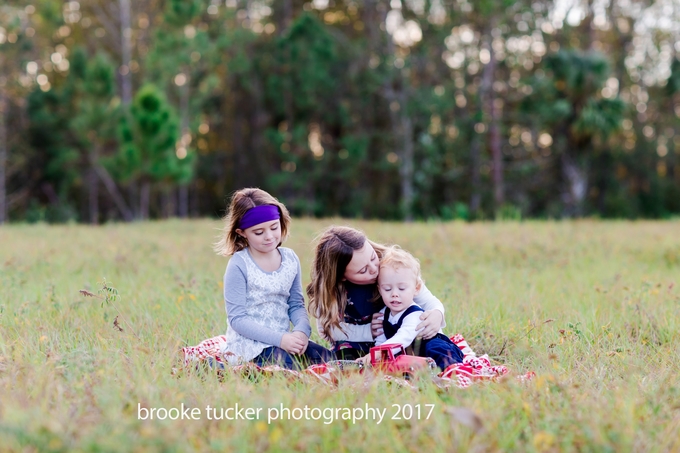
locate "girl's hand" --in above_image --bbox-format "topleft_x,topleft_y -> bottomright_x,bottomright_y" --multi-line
290,331 -> 309,354
280,333 -> 307,355
371,312 -> 384,338
416,310 -> 444,340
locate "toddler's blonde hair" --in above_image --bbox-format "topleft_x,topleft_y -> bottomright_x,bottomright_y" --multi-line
379,245 -> 424,287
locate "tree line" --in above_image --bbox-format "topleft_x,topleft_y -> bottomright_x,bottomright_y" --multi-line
1,0 -> 679,223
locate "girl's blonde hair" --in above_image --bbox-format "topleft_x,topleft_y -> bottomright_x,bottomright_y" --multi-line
214,188 -> 291,256
306,226 -> 388,340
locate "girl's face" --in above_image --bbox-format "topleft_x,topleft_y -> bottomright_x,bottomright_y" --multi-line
236,219 -> 281,255
343,241 -> 379,285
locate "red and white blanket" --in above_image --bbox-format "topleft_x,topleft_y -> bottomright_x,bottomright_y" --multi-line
180,334 -> 531,389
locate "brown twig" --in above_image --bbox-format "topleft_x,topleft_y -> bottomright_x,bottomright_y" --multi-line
79,282 -> 140,340
113,316 -> 124,332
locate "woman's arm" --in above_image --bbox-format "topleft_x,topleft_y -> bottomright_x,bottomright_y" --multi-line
413,283 -> 446,338
373,308 -> 387,346
224,255 -> 285,347
317,320 -> 374,342
374,332 -> 387,346
413,283 -> 445,317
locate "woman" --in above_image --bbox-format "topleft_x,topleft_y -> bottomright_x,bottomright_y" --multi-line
306,226 -> 446,360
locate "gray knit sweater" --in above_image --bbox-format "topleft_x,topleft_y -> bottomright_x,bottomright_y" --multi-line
220,247 -> 311,361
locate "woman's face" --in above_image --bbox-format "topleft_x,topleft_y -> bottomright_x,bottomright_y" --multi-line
343,241 -> 379,285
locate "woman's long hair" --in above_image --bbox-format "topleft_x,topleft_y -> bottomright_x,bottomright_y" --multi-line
306,226 -> 387,340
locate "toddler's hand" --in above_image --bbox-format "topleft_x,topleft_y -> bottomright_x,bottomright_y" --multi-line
416,310 -> 444,340
280,333 -> 307,355
356,354 -> 371,366
371,312 -> 384,338
290,331 -> 309,354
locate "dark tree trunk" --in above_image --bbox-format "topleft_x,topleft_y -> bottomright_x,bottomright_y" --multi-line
161,187 -> 175,218
178,78 -> 189,218
561,151 -> 588,217
119,0 -> 133,105
232,79 -> 248,188
191,183 -> 199,218
394,99 -> 415,221
88,144 -> 100,224
140,181 -> 150,220
469,128 -> 482,217
178,186 -> 188,218
0,93 -> 7,224
470,29 -> 495,218
91,157 -> 133,221
128,182 -> 139,219
88,168 -> 99,224
380,4 -> 415,221
486,44 -> 503,210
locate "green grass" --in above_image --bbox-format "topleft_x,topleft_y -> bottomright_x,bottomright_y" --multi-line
1,219 -> 679,452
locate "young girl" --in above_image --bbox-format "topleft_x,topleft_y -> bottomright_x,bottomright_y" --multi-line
306,226 -> 446,360
214,188 -> 332,369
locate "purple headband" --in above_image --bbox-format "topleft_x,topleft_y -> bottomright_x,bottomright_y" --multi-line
238,205 -> 280,230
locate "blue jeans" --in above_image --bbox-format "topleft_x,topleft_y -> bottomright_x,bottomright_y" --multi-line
421,334 -> 464,370
252,341 -> 333,370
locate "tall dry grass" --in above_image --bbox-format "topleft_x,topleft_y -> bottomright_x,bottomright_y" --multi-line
1,219 -> 679,452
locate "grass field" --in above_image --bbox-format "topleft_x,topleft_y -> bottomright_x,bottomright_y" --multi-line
1,219 -> 679,452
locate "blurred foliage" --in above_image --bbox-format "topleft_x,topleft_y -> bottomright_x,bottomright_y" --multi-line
0,0 -> 679,222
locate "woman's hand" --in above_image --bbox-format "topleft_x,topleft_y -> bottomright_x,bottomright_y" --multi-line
280,332 -> 307,354
371,312 -> 384,338
416,310 -> 444,339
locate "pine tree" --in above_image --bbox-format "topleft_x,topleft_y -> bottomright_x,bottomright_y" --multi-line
115,84 -> 181,219
71,50 -> 133,222
524,50 -> 625,216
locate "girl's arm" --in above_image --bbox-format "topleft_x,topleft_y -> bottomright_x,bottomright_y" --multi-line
224,255 -> 285,347
287,251 -> 312,337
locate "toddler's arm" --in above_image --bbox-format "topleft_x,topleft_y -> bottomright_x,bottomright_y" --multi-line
356,353 -> 372,365
383,312 -> 421,348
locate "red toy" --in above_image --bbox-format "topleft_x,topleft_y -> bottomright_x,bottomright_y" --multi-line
368,343 -> 436,377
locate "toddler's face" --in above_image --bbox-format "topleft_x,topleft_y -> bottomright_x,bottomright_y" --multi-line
377,265 -> 420,314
